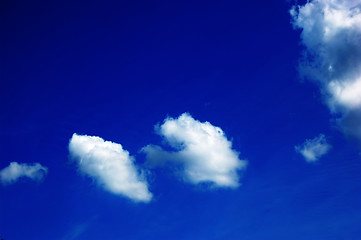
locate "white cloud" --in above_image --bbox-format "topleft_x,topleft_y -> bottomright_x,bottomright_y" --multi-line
68,133 -> 152,203
290,0 -> 361,142
142,113 -> 247,188
0,162 -> 48,185
295,134 -> 331,162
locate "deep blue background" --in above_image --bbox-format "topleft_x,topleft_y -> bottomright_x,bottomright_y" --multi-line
1,0 -> 360,239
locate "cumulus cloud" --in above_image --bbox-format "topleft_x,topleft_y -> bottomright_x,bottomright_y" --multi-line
290,0 -> 361,142
0,162 -> 48,185
68,133 -> 152,202
142,113 -> 247,188
295,134 -> 331,162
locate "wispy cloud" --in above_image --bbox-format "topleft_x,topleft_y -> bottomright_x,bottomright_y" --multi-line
61,223 -> 87,240
0,162 -> 48,185
295,134 -> 331,162
290,0 -> 361,142
68,133 -> 152,202
142,113 -> 247,188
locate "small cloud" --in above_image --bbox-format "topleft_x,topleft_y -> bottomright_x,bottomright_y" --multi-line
0,162 -> 48,185
290,0 -> 361,143
142,113 -> 247,188
61,223 -> 88,240
295,134 -> 331,162
68,133 -> 152,203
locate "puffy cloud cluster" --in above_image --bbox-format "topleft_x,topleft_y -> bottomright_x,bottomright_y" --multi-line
295,134 -> 331,162
68,133 -> 152,202
0,162 -> 48,185
290,0 -> 361,142
142,113 -> 247,188
67,114 -> 246,201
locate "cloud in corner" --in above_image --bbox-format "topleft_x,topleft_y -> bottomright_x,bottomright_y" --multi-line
142,113 -> 247,188
0,162 -> 48,185
68,133 -> 152,203
290,0 -> 361,143
295,134 -> 331,162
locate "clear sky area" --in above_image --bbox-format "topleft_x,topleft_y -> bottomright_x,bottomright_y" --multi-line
1,0 -> 361,239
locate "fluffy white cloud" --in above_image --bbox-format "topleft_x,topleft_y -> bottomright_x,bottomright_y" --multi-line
0,162 -> 48,185
291,0 -> 361,142
68,133 -> 152,202
142,113 -> 247,188
295,134 -> 331,162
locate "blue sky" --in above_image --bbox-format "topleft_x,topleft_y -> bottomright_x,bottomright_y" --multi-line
1,0 -> 361,239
